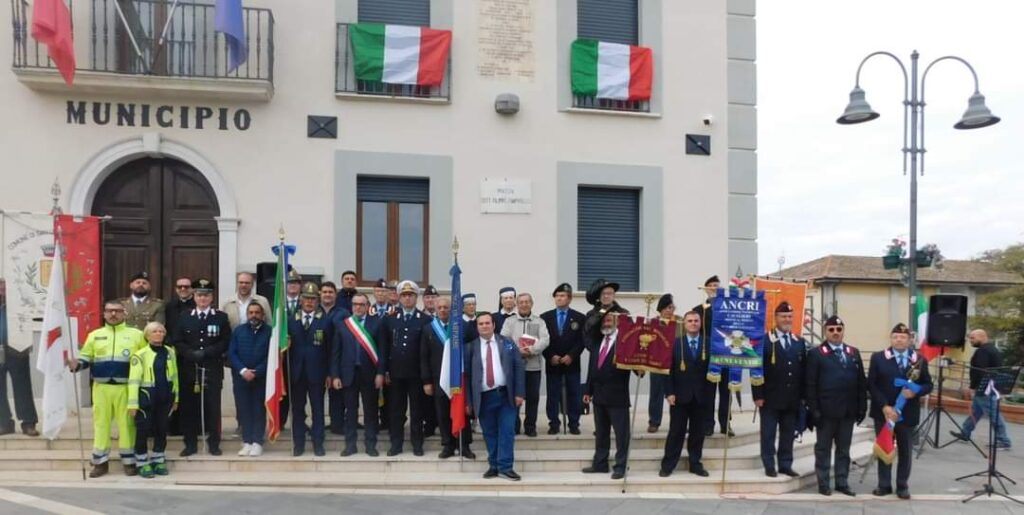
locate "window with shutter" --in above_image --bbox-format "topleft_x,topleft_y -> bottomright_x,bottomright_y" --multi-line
577,0 -> 639,45
577,186 -> 640,291
358,0 -> 431,26
357,176 -> 430,285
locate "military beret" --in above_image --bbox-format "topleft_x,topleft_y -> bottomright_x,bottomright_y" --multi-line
374,278 -> 388,289
287,269 -> 302,283
704,275 -> 721,287
192,278 -> 215,293
552,282 -> 573,297
891,323 -> 911,335
397,280 -> 419,296
656,293 -> 674,312
462,293 -> 477,303
387,280 -> 398,291
499,287 -> 516,298
300,281 -> 319,299
424,285 -> 439,296
823,315 -> 845,327
131,271 -> 151,282
775,301 -> 794,314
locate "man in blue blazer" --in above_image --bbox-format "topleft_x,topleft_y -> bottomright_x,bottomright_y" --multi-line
659,310 -> 714,477
287,283 -> 335,457
332,292 -> 385,457
465,312 -> 525,481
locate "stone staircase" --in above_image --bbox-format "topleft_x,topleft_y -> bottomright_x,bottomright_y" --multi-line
0,403 -> 874,494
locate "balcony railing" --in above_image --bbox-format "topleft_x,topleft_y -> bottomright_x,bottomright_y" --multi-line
12,0 -> 273,83
335,23 -> 450,101
573,95 -> 650,113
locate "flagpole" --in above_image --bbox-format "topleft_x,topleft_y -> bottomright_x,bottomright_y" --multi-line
152,0 -> 182,69
620,294 -> 656,493
110,0 -> 149,73
55,226 -> 88,481
452,237 -> 464,474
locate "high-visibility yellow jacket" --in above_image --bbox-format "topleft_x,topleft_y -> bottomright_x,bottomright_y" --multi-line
127,345 -> 179,410
78,323 -> 146,384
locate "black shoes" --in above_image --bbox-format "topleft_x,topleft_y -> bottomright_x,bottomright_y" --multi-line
366,448 -> 379,457
123,464 -> 138,477
341,448 -> 356,457
658,469 -> 672,478
21,424 -> 39,437
413,448 -> 424,457
779,468 -> 799,478
547,427 -> 560,435
525,429 -> 537,437
897,489 -> 911,500
499,470 -> 522,481
872,487 -> 892,497
581,466 -> 609,474
704,428 -> 713,437
483,468 -> 499,479
209,446 -> 222,456
438,448 -> 455,459
387,448 -> 401,457
0,423 -> 14,436
313,445 -> 326,457
180,447 -> 197,457
460,448 -> 476,460
764,468 -> 778,478
293,446 -> 304,457
689,465 -> 709,477
611,471 -> 625,480
835,486 -> 856,497
818,485 -> 832,496
569,427 -> 581,435
949,430 -> 970,442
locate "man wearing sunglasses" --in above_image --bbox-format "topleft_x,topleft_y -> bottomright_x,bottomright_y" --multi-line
164,277 -> 195,342
805,315 -> 866,497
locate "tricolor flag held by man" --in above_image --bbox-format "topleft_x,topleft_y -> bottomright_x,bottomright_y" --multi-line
571,38 -> 652,101
440,259 -> 466,437
31,0 -> 76,85
35,242 -> 74,440
215,0 -> 248,73
265,240 -> 295,442
915,294 -> 941,360
349,23 -> 452,86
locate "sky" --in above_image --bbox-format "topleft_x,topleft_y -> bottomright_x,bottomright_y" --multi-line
757,0 -> 1024,273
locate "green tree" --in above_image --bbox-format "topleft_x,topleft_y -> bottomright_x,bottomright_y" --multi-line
971,243 -> 1024,365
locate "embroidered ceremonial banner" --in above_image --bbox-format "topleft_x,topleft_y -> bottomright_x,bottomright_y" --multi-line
757,278 -> 807,338
55,215 -> 102,348
2,213 -> 53,351
614,314 -> 674,374
709,288 -> 767,369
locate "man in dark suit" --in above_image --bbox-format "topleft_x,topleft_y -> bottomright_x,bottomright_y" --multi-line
582,308 -> 632,480
421,296 -> 476,459
465,312 -> 525,481
659,310 -> 713,477
541,283 -> 586,435
164,276 -> 195,340
752,301 -> 807,478
338,270 -> 358,313
805,315 -> 867,496
319,281 -> 352,435
384,280 -> 433,456
332,293 -> 384,456
287,282 -> 335,457
694,275 -> 732,437
868,323 -> 933,499
174,279 -> 232,456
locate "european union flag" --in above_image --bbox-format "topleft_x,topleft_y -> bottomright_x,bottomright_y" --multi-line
215,0 -> 248,73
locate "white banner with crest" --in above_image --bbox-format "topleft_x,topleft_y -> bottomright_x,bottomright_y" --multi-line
2,213 -> 54,352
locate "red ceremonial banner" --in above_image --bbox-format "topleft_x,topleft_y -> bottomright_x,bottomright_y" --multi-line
614,315 -> 675,374
54,215 -> 102,347
757,278 -> 808,337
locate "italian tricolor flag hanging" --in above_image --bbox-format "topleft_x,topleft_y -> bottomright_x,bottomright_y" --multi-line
571,39 -> 653,101
350,23 -> 452,86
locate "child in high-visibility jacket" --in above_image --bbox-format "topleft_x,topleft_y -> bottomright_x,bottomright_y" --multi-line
128,322 -> 179,478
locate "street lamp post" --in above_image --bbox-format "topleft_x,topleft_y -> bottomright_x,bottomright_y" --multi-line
837,50 -> 1000,333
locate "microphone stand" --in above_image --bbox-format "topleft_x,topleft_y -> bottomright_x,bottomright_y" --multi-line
913,349 -> 986,458
956,366 -> 1022,505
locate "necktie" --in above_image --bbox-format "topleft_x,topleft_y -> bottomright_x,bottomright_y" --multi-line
782,334 -> 790,351
598,335 -> 612,369
834,345 -> 846,364
689,338 -> 698,357
303,314 -> 311,329
558,311 -> 566,335
485,340 -> 495,388
405,312 -> 412,322
898,354 -> 907,371
200,312 -> 207,321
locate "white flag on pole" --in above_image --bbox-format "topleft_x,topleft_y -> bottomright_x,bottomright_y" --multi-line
35,243 -> 73,440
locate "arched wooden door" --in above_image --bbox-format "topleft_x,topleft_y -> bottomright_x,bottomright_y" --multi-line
91,158 -> 220,302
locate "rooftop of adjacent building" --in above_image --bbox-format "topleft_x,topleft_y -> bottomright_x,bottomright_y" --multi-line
775,254 -> 1024,287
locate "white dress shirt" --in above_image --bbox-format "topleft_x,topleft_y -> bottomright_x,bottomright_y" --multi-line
479,336 -> 507,392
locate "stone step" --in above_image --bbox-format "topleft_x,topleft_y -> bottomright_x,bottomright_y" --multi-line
0,431 -> 873,474
21,446 -> 869,494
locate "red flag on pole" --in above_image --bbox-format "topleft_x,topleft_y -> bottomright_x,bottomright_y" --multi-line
31,0 -> 76,85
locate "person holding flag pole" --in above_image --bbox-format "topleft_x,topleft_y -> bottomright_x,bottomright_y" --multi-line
433,239 -> 474,463
36,228 -> 88,479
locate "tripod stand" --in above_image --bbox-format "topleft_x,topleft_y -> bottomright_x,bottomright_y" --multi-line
957,367 -> 1023,505
914,348 -> 986,458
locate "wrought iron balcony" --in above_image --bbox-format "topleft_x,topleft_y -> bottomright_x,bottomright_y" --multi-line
335,22 -> 450,102
572,95 -> 650,113
11,0 -> 274,100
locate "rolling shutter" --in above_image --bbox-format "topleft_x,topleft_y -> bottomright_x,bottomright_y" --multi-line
358,0 -> 431,26
357,176 -> 430,203
577,186 -> 640,291
577,0 -> 639,45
